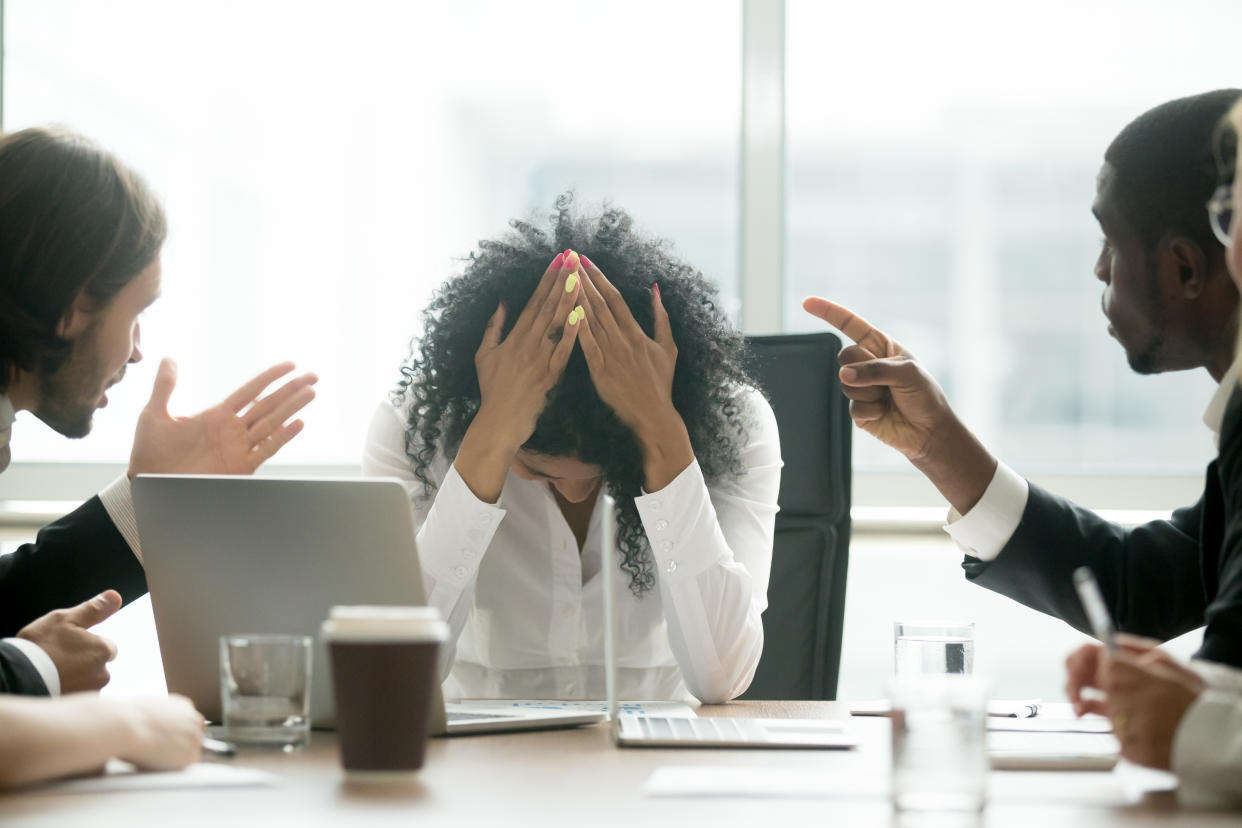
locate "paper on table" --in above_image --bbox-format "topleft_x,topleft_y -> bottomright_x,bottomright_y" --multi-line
645,766 -> 887,799
988,715 -> 1112,733
19,760 -> 275,795
453,699 -> 697,718
988,731 -> 1120,771
850,698 -> 1042,718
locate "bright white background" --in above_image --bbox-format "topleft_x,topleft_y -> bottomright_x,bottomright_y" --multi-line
1,0 -> 1237,701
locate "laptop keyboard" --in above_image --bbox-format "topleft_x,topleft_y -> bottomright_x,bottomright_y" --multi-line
448,711 -> 511,722
634,716 -> 752,742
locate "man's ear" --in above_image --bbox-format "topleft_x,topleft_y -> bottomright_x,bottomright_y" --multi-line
55,292 -> 94,340
1164,235 -> 1210,298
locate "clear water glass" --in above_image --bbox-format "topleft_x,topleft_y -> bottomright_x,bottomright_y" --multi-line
220,634 -> 312,749
894,620 -> 975,676
890,674 -> 988,818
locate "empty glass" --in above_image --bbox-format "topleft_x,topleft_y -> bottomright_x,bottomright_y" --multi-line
220,634 -> 312,749
894,620 -> 975,677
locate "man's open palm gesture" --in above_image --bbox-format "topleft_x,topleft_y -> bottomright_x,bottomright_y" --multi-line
128,359 -> 317,476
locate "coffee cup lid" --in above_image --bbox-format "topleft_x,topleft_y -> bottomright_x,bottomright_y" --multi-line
322,605 -> 448,641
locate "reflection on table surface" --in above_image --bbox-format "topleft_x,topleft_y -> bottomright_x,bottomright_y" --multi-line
3,701 -> 1224,828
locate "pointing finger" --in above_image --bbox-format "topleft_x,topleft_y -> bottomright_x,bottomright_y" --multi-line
802,297 -> 901,358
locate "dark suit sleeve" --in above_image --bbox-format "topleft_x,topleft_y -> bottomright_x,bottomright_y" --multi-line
0,496 -> 147,638
960,483 -> 1208,642
1201,391 -> 1242,667
0,641 -> 49,695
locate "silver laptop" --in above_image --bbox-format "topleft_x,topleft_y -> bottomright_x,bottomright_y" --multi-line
598,496 -> 857,749
134,474 -> 603,735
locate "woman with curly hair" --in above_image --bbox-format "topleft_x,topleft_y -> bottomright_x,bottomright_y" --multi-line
363,195 -> 780,704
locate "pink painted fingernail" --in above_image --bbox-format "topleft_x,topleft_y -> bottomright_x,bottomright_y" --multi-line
564,250 -> 580,272
652,282 -> 661,300
581,253 -> 595,270
550,252 -> 565,270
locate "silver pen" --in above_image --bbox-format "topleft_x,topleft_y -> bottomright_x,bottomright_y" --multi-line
202,737 -> 236,758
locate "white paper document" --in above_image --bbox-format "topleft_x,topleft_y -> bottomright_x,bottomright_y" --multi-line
454,699 -> 697,718
987,715 -> 1112,733
20,760 -> 275,796
850,698 -> 1042,718
645,766 -> 887,799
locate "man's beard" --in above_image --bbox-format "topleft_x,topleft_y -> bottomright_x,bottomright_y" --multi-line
33,323 -> 115,439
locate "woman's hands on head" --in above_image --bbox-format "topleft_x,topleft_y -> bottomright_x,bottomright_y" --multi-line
454,251 -> 583,502
457,248 -> 698,500
576,257 -> 694,491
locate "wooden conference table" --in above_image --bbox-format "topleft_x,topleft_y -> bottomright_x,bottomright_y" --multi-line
1,701 -> 1236,827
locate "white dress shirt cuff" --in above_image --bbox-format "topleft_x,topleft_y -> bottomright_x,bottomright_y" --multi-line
2,637 -> 60,696
942,462 -> 1029,561
1190,659 -> 1242,694
1172,690 -> 1242,807
98,474 -> 143,564
635,459 -> 718,582
419,463 -> 506,587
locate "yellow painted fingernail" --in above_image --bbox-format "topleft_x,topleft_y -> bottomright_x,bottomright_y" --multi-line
568,305 -> 584,325
565,271 -> 579,293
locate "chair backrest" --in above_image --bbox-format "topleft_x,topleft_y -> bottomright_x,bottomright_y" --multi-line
739,332 -> 852,700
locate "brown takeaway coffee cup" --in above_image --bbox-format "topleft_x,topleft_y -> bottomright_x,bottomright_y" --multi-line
322,605 -> 448,779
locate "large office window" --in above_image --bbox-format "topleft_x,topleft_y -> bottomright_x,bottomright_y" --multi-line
4,0 -> 740,466
785,0 -> 1237,479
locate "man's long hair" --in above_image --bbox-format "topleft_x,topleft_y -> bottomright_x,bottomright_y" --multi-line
0,127 -> 166,393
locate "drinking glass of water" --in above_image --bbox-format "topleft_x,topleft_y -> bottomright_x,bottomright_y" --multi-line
893,620 -> 975,676
890,674 -> 988,817
220,634 -> 312,749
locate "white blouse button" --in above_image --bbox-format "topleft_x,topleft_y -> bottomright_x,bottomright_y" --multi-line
659,540 -> 674,554
654,519 -> 669,532
453,565 -> 468,579
649,499 -> 663,511
462,548 -> 477,561
664,560 -> 678,574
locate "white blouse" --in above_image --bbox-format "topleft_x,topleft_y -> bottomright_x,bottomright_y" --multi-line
361,386 -> 781,704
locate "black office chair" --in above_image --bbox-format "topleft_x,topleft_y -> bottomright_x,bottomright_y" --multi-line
739,332 -> 852,701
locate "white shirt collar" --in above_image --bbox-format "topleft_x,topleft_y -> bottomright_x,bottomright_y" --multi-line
0,394 -> 13,474
1204,357 -> 1242,441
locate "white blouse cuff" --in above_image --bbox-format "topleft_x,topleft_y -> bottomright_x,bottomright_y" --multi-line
635,458 -> 718,583
419,463 -> 507,587
942,461 -> 1028,562
98,474 -> 143,564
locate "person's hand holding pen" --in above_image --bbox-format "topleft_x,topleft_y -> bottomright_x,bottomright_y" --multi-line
1064,633 -> 1205,770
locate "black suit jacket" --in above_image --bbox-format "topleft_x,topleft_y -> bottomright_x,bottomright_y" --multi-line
963,389 -> 1242,669
0,496 -> 147,694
